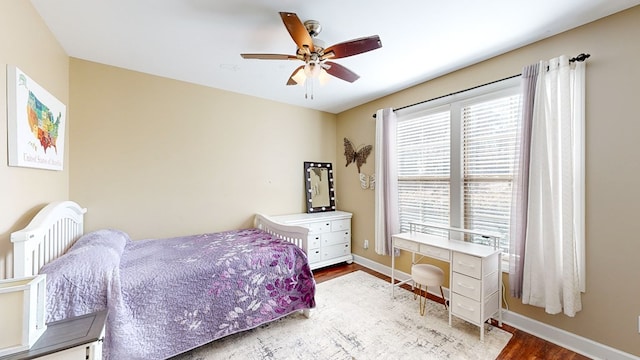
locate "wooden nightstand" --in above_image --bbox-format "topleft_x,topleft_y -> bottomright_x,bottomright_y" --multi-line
0,310 -> 106,360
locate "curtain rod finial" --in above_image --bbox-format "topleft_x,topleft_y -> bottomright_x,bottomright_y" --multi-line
570,53 -> 590,62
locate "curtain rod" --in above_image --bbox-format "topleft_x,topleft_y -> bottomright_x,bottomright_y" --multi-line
372,53 -> 591,118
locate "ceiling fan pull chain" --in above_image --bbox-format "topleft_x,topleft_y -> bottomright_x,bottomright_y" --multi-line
304,78 -> 314,100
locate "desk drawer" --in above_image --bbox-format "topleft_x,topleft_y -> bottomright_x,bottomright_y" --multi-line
394,237 -> 419,252
452,272 -> 481,302
419,244 -> 449,261
451,293 -> 481,324
452,252 -> 482,279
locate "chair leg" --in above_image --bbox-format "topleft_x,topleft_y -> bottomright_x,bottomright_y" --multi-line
439,286 -> 448,310
418,285 -> 427,316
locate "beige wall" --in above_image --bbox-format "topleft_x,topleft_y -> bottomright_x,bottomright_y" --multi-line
0,1 -> 70,278
3,0 -> 639,356
69,59 -> 337,239
337,6 -> 640,356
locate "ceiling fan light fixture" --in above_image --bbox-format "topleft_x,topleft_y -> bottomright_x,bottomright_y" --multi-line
291,67 -> 306,85
292,63 -> 329,88
304,62 -> 321,79
318,68 -> 330,85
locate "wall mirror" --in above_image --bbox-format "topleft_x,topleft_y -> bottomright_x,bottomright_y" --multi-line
304,161 -> 336,213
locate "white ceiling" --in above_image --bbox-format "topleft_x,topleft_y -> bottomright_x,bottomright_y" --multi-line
30,0 -> 640,114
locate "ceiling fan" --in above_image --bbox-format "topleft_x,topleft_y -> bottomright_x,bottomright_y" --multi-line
241,12 -> 382,89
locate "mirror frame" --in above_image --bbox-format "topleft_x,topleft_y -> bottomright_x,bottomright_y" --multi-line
304,161 -> 336,213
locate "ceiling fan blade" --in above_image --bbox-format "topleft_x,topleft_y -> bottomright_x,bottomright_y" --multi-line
323,61 -> 360,83
322,35 -> 382,60
279,12 -> 314,53
241,53 -> 298,60
287,65 -> 305,85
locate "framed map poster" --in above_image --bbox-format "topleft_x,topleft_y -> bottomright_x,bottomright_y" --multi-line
7,65 -> 66,171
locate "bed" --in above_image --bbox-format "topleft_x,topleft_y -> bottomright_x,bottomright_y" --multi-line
10,201 -> 316,360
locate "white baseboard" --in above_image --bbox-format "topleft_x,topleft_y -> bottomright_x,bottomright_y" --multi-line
501,310 -> 639,360
352,254 -> 639,360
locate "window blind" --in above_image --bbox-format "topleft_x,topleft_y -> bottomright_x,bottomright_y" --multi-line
462,95 -> 521,251
397,110 -> 450,233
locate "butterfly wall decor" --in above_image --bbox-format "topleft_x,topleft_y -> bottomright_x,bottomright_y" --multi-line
359,173 -> 375,190
343,137 -> 372,173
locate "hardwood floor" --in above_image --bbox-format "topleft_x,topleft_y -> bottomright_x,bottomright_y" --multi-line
313,263 -> 591,360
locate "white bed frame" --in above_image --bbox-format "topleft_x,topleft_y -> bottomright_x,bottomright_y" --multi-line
254,214 -> 310,253
11,201 -> 311,278
11,201 -> 87,278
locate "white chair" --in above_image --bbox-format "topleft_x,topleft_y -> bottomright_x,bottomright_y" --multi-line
411,264 -> 448,316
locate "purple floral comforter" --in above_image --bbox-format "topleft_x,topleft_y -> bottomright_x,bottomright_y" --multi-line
40,228 -> 316,360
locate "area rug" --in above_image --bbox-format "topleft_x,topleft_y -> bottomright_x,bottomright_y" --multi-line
172,270 -> 512,360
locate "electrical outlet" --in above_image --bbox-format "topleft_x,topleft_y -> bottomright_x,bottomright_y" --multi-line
363,239 -> 369,249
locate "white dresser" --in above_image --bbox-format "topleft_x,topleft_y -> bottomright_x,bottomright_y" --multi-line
271,211 -> 353,270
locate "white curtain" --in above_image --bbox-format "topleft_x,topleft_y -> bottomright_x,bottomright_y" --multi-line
374,108 -> 400,256
521,55 -> 586,316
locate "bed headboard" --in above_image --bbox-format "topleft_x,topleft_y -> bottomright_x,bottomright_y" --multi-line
254,214 -> 310,254
11,201 -> 87,278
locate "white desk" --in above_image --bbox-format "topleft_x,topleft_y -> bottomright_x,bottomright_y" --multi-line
391,228 -> 502,341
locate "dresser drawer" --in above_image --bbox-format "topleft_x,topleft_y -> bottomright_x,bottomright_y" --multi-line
419,244 -> 449,261
323,230 -> 350,246
331,219 -> 350,231
307,248 -> 321,263
322,243 -> 351,260
394,237 -> 419,252
307,221 -> 331,233
307,234 -> 321,249
451,293 -> 481,324
452,252 -> 482,278
452,272 -> 481,301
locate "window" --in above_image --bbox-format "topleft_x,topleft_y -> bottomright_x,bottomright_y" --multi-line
396,78 -> 521,254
